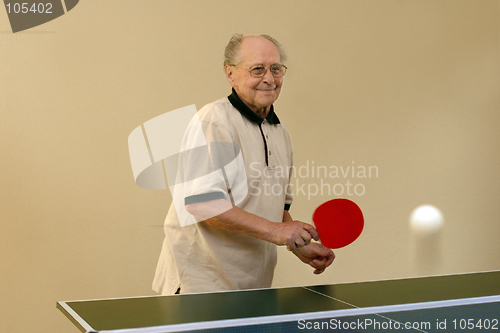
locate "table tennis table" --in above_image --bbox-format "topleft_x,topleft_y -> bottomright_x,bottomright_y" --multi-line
57,270 -> 500,333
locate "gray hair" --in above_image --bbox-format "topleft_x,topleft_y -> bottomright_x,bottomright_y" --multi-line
223,34 -> 287,67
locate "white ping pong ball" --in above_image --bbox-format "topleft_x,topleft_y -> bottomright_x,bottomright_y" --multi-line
409,205 -> 444,235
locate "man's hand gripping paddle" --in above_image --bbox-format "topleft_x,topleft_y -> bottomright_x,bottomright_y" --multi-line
312,198 -> 364,249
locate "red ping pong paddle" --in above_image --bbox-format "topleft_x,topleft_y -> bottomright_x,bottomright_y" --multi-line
312,198 -> 364,249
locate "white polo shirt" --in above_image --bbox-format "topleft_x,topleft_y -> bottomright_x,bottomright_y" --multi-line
153,90 -> 294,294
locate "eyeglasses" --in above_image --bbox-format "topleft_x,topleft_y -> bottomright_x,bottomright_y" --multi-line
233,64 -> 287,78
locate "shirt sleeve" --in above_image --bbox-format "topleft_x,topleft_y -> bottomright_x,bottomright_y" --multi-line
173,107 -> 248,225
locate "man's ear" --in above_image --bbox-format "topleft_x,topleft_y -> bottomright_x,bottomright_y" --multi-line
225,65 -> 235,87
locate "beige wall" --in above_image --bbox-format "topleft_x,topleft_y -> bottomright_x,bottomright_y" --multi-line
1,1 -> 499,332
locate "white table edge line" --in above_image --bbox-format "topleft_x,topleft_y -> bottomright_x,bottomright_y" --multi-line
97,295 -> 500,333
57,301 -> 96,332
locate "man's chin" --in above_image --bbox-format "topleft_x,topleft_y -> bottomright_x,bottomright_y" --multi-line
257,93 -> 279,105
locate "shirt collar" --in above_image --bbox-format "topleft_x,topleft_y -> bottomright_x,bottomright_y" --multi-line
228,88 -> 281,125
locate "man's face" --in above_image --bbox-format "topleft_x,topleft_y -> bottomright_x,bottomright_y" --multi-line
225,37 -> 283,114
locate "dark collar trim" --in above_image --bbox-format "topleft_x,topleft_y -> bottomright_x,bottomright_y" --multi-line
228,88 -> 281,125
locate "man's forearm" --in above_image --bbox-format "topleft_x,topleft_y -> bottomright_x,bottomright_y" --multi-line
186,200 -> 278,244
186,199 -> 318,249
283,210 -> 293,222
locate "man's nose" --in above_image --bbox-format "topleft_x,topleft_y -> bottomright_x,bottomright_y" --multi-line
261,68 -> 275,84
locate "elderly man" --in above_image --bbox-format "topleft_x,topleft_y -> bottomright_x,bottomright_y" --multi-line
153,34 -> 334,295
